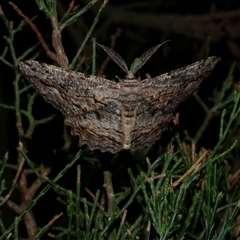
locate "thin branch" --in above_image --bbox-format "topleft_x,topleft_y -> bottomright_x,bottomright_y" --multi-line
9,2 -> 56,61
172,149 -> 210,188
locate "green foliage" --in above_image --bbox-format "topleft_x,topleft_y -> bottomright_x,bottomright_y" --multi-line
0,1 -> 240,239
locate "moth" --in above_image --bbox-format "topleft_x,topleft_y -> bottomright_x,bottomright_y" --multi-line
19,43 -> 220,153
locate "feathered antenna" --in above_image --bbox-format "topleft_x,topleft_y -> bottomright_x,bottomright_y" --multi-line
97,40 -> 170,77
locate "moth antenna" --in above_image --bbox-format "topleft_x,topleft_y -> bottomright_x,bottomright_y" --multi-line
116,76 -> 122,82
131,40 -> 171,75
97,43 -> 129,74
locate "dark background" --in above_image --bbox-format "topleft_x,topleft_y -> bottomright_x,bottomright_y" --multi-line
0,0 -> 240,235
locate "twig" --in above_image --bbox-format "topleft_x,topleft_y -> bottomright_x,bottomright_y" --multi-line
172,149 -> 210,188
65,0 -> 78,16
2,142 -> 25,203
48,213 -> 63,225
145,173 -> 166,182
50,14 -> 69,68
85,187 -> 95,199
97,193 -> 106,230
1,166 -> 51,239
103,171 -> 116,217
9,2 -> 56,61
9,2 -> 68,68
